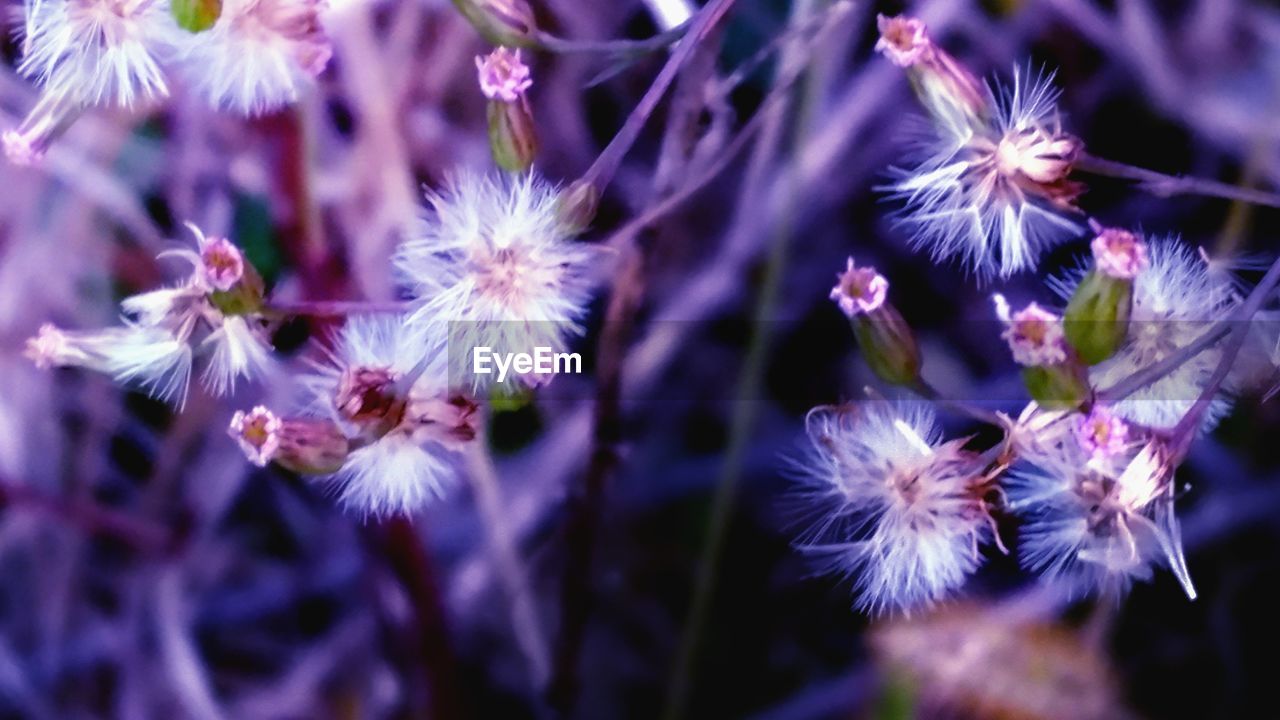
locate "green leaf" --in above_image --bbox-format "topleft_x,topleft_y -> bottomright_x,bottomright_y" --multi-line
172,0 -> 222,33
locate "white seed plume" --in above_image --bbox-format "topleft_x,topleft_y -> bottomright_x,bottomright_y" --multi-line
175,0 -> 332,115
788,403 -> 993,614
1055,237 -> 1239,431
885,67 -> 1084,279
394,171 -> 605,391
1009,427 -> 1195,599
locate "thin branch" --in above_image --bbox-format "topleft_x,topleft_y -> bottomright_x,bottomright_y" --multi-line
1095,321 -> 1232,404
0,478 -> 177,553
1169,254 -> 1280,450
1077,153 -> 1280,209
262,300 -> 411,317
578,0 -> 743,193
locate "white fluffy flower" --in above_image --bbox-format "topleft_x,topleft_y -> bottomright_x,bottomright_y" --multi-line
6,0 -> 179,163
789,403 -> 993,614
395,171 -> 606,391
885,67 -> 1084,279
18,0 -> 176,105
176,0 -> 332,115
1009,429 -> 1195,599
299,315 -> 478,517
1057,237 -> 1239,430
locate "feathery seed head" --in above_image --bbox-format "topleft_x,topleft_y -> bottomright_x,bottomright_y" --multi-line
177,0 -> 331,115
886,67 -> 1084,279
1075,238 -> 1237,430
1010,434 -> 1194,598
791,403 -> 993,614
395,172 -> 605,391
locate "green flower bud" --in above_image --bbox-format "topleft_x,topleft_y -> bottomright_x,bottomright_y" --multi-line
556,179 -> 599,234
487,98 -> 538,172
172,0 -> 222,32
452,0 -> 539,48
1064,269 -> 1132,365
1021,361 -> 1090,410
852,305 -> 922,387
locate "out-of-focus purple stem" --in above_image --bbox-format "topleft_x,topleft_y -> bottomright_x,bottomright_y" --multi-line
577,0 -> 742,194
0,478 -> 178,553
263,300 -> 411,317
1077,153 -> 1280,209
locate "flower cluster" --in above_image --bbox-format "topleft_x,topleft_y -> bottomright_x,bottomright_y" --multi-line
25,224 -> 274,405
6,0 -> 332,164
230,316 -> 481,517
791,14 -> 1274,615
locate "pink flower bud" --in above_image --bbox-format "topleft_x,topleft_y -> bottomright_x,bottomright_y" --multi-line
1091,228 -> 1149,280
476,47 -> 533,103
1075,406 -> 1129,461
874,14 -> 931,68
994,295 -> 1068,367
830,257 -> 889,318
229,406 -> 284,467
200,237 -> 246,292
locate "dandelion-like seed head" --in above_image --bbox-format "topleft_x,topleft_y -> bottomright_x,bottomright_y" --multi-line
476,47 -> 532,102
19,0 -> 173,107
395,172 -> 605,391
875,14 -> 931,68
829,257 -> 888,318
200,237 -> 246,291
886,67 -> 1085,278
994,295 -> 1067,366
298,316 -> 458,516
229,406 -> 283,467
791,403 -> 991,614
1077,238 -> 1237,430
1091,228 -> 1149,280
1010,436 -> 1193,597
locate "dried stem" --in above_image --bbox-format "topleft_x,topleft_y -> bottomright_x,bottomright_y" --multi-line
1077,153 -> 1280,209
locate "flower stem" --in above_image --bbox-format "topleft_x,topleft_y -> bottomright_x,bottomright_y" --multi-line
1077,153 -> 1280,209
1168,253 -> 1280,451
262,299 -> 411,317
578,0 -> 743,194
